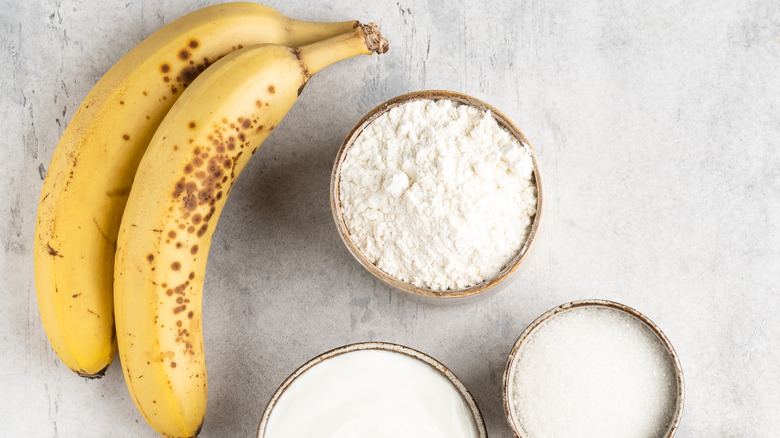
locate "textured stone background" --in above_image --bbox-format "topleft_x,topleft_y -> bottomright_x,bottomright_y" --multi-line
1,0 -> 778,436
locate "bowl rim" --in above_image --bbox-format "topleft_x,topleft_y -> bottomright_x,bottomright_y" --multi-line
256,341 -> 488,438
330,89 -> 544,299
501,299 -> 686,438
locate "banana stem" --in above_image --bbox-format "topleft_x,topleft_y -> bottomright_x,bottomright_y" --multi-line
298,23 -> 388,77
284,19 -> 359,45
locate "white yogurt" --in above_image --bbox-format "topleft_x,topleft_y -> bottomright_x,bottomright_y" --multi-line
262,348 -> 480,438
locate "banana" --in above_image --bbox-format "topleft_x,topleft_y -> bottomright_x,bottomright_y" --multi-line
113,25 -> 387,437
34,3 -> 359,378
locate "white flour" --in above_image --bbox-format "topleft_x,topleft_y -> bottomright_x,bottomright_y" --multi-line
338,99 -> 537,290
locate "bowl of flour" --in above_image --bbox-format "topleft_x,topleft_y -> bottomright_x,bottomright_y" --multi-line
331,90 -> 543,299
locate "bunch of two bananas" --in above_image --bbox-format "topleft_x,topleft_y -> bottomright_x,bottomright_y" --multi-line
34,4 -> 387,436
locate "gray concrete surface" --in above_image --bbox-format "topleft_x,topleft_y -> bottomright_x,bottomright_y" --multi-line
1,0 -> 778,436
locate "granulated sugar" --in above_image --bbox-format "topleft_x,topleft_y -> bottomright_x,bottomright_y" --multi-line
338,99 -> 537,290
511,306 -> 678,438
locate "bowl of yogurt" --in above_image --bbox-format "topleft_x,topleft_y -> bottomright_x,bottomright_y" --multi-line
503,300 -> 685,438
331,90 -> 543,299
257,342 -> 487,438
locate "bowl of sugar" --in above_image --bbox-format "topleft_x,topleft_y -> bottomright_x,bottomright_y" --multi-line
257,342 -> 487,438
503,300 -> 685,438
331,90 -> 543,299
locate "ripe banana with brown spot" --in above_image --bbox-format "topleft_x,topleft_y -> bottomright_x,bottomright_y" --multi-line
34,2 -> 359,378
114,25 -> 388,437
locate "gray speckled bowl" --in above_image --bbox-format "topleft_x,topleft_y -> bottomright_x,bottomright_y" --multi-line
330,90 -> 544,300
502,300 -> 685,438
257,341 -> 487,438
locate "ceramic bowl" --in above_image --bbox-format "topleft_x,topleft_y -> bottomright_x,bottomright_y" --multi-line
330,90 -> 543,300
257,341 -> 487,438
502,300 -> 685,437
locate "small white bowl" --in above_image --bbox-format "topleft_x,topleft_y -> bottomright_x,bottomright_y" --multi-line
502,300 -> 685,438
257,342 -> 487,438
330,90 -> 544,300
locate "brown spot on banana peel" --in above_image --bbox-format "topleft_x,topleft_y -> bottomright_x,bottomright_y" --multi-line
184,195 -> 197,211
173,179 -> 185,198
172,281 -> 189,295
203,207 -> 216,223
46,243 -> 63,257
180,66 -> 199,83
